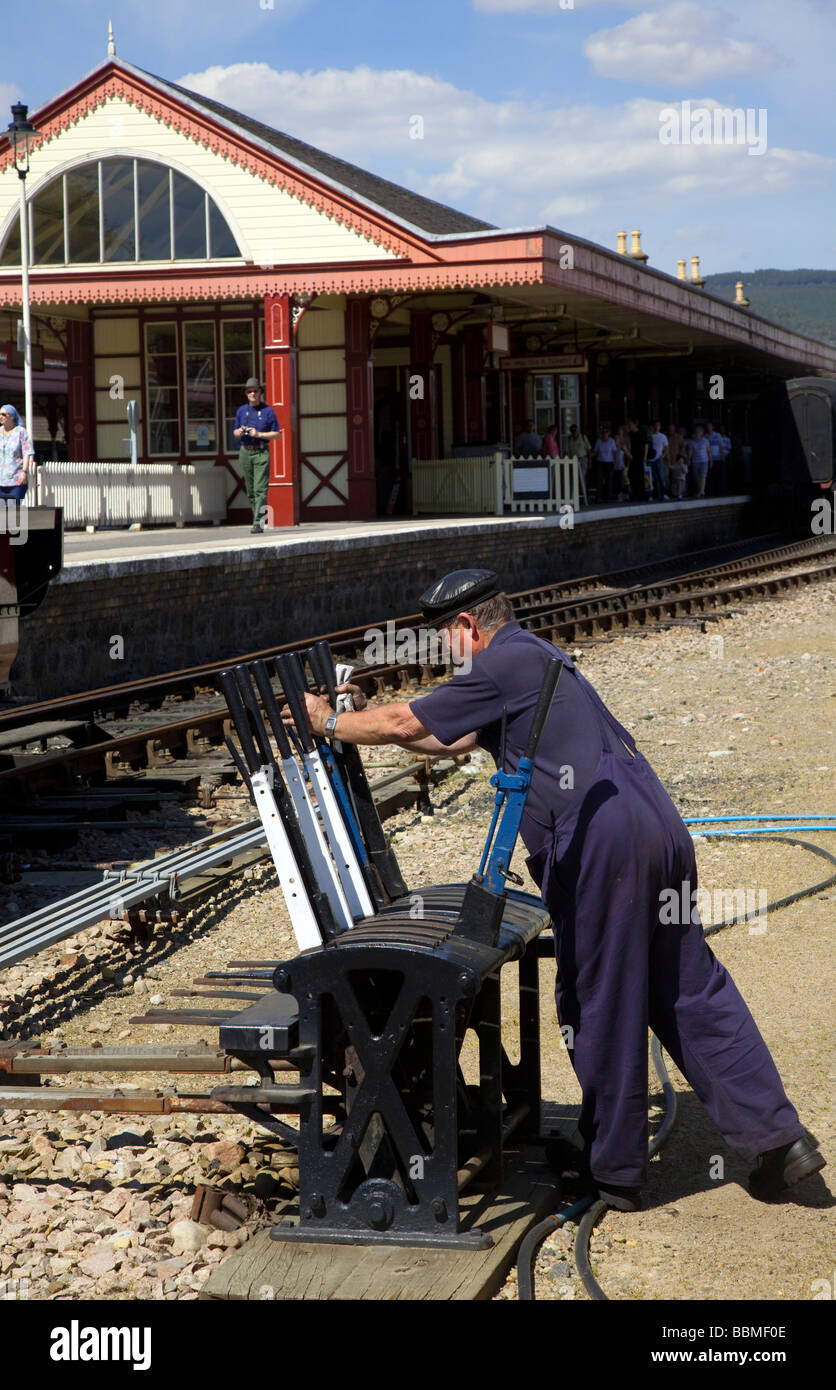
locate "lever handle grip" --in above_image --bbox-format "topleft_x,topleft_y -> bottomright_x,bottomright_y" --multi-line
274,652 -> 314,754
308,640 -> 339,708
217,669 -> 260,771
522,658 -> 563,763
233,664 -> 274,768
251,659 -> 293,760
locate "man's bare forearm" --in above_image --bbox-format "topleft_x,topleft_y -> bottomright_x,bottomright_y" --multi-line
392,731 -> 478,755
323,704 -> 418,747
302,694 -> 477,755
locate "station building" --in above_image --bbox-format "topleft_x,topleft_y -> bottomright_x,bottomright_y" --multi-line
2,51 -> 836,526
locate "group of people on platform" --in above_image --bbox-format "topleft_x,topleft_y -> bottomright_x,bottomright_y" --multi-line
513,418 -> 736,503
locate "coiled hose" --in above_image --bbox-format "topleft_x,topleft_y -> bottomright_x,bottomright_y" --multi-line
518,819 -> 836,1301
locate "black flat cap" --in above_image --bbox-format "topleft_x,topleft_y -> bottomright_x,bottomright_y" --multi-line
419,569 -> 500,624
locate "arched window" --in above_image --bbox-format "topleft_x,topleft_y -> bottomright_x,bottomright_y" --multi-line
0,157 -> 241,266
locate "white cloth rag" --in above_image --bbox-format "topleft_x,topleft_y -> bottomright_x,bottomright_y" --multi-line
335,662 -> 355,712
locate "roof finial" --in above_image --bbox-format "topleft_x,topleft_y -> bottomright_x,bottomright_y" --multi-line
107,18 -> 116,58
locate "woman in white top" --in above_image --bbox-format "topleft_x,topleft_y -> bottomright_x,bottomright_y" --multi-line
591,427 -> 617,501
0,405 -> 33,501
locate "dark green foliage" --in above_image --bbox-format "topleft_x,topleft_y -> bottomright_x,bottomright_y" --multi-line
705,269 -> 836,346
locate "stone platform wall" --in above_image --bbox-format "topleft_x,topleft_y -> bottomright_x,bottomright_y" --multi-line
12,498 -> 774,699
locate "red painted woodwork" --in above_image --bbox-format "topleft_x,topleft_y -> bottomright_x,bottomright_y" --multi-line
263,292 -> 299,527
464,327 -> 487,443
409,311 -> 436,460
344,298 -> 375,518
452,337 -> 467,445
67,319 -> 94,460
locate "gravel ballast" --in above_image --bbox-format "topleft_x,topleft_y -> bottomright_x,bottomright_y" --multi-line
0,579 -> 833,1301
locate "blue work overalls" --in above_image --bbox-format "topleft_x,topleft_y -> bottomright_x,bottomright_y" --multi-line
525,660 -> 804,1187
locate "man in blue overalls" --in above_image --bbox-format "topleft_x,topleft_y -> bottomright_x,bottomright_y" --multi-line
301,569 -> 825,1211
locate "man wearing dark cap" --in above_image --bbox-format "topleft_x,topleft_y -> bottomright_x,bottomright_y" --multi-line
233,378 -> 280,533
302,569 -> 824,1211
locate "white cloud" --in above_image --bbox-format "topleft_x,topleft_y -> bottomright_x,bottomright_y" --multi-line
472,0 -> 653,10
178,63 -> 484,159
0,83 -> 21,114
584,2 -> 777,85
177,62 -> 830,252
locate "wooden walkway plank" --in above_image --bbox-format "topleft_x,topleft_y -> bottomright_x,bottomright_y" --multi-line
202,1149 -> 562,1301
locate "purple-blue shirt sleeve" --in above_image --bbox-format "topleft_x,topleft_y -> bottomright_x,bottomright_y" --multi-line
409,657 -> 505,745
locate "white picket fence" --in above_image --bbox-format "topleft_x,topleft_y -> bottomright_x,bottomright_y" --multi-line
411,454 -> 502,515
411,453 -> 579,516
503,454 -> 580,513
34,462 -> 228,529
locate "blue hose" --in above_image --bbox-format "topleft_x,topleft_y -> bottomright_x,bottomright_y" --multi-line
687,813 -> 836,836
692,825 -> 836,835
685,814 -> 834,823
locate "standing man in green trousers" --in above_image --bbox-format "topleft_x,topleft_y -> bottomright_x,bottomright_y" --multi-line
233,377 -> 281,533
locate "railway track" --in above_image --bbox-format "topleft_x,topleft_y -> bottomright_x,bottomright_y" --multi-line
1,534 -> 835,805
0,532 -> 817,731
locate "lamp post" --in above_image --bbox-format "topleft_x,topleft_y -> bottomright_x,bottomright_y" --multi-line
5,103 -> 41,495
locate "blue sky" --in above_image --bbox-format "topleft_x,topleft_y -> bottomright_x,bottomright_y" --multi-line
9,0 -> 835,275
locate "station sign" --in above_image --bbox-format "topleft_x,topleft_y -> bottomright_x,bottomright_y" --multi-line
500,353 -> 588,372
5,341 -> 45,371
485,323 -> 510,354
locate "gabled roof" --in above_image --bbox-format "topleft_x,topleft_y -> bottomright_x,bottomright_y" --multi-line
139,67 -> 496,239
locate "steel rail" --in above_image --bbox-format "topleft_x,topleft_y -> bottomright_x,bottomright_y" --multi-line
3,543 -> 835,797
0,821 -> 266,972
0,758 -> 460,972
2,544 -> 835,810
0,533 -> 820,737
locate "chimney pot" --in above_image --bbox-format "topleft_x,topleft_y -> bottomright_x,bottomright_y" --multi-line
628,230 -> 648,265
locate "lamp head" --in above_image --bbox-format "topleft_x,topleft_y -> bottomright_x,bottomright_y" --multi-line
6,104 -> 41,176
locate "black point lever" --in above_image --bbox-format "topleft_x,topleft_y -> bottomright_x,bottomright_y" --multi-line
274,652 -> 315,754
251,659 -> 293,761
217,668 -> 260,772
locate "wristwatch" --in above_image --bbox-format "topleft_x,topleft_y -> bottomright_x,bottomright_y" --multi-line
324,713 -> 339,737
